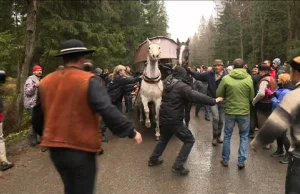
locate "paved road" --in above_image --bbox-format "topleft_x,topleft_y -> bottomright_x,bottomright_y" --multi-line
1,107 -> 287,194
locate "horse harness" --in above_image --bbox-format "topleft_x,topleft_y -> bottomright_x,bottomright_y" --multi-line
143,69 -> 162,84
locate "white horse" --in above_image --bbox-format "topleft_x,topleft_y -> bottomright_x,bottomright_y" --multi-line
138,38 -> 163,141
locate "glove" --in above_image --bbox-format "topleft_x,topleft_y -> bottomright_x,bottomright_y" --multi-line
265,88 -> 274,97
0,112 -> 3,122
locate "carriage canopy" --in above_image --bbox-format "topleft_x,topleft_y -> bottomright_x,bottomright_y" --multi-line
133,36 -> 178,65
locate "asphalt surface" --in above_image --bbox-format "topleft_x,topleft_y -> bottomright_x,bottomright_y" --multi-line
1,106 -> 287,194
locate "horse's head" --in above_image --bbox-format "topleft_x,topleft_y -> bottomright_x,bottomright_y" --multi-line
176,38 -> 190,66
147,38 -> 161,61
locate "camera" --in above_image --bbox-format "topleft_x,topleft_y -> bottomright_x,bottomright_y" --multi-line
0,70 -> 6,83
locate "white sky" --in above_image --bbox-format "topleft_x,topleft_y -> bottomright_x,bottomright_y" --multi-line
164,1 -> 215,42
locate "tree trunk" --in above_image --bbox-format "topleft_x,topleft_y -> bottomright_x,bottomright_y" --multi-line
287,2 -> 292,57
239,15 -> 244,59
16,0 -> 38,130
260,11 -> 264,61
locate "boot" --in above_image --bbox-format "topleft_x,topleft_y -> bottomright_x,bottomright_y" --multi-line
27,134 -> 38,146
98,148 -> 104,155
102,133 -> 108,143
172,164 -> 190,176
220,160 -> 228,167
0,141 -> 14,171
185,122 -> 189,128
217,137 -> 223,144
212,138 -> 217,146
205,117 -> 210,121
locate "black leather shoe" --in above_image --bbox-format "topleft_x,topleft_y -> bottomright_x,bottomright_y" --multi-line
238,162 -> 245,170
172,165 -> 190,176
98,149 -> 104,155
148,159 -> 163,167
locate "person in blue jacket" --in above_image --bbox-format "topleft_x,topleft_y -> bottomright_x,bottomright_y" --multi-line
265,73 -> 293,164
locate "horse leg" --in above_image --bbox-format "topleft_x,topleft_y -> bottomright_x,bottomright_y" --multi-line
141,96 -> 151,128
154,98 -> 162,141
139,105 -> 144,123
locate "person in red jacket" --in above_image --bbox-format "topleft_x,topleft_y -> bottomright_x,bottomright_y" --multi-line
0,97 -> 14,171
264,60 -> 276,78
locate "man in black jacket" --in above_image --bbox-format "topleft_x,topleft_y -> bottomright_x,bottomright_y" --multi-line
148,67 -> 223,176
187,59 -> 227,146
249,64 -> 261,138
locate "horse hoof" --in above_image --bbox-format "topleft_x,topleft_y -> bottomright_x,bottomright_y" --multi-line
139,119 -> 144,123
145,122 -> 151,128
155,136 -> 160,141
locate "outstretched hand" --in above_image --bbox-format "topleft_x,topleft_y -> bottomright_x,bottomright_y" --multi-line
265,88 -> 274,97
216,97 -> 224,103
186,66 -> 192,73
134,131 -> 143,144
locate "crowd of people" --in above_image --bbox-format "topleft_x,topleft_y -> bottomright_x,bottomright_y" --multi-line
1,38 -> 300,194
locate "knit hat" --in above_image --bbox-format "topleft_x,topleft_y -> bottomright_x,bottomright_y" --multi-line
94,67 -> 103,76
273,58 -> 281,66
289,56 -> 300,71
173,66 -> 187,79
33,65 -> 42,72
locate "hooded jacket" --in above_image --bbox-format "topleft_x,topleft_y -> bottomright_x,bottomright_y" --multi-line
271,84 -> 293,111
217,68 -> 254,115
160,67 -> 216,125
24,75 -> 41,109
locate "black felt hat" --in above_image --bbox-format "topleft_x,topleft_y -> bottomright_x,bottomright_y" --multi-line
289,56 -> 300,71
55,39 -> 95,57
258,62 -> 271,71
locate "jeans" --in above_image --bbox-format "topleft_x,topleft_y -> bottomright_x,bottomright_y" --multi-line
210,104 -> 225,139
184,103 -> 192,127
124,94 -> 133,112
195,104 -> 210,119
222,114 -> 250,163
150,124 -> 195,166
286,156 -> 300,194
50,148 -> 97,194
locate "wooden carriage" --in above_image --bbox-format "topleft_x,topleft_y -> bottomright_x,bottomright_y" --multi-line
133,36 -> 178,64
133,36 -> 177,79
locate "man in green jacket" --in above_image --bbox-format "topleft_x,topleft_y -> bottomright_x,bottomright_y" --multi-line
217,58 -> 254,169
